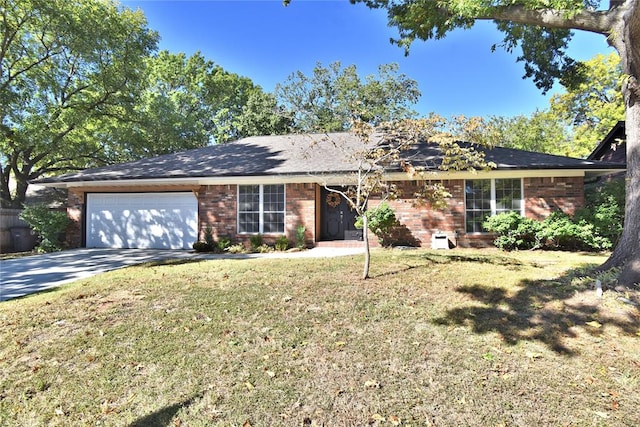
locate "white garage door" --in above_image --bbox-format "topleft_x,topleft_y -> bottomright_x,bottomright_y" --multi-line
86,193 -> 198,249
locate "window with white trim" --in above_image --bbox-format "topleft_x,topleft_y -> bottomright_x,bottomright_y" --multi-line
465,178 -> 523,233
238,184 -> 285,234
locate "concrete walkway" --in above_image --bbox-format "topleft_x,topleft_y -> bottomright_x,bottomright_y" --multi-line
0,247 -> 364,302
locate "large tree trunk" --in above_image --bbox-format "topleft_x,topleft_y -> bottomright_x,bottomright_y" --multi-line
599,0 -> 640,286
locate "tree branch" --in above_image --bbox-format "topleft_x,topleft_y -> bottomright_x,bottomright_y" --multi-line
483,5 -> 621,35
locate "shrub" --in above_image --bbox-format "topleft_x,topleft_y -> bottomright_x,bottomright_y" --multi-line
275,235 -> 289,251
483,212 -> 542,250
255,244 -> 274,253
485,211 -> 612,252
575,180 -> 624,247
217,236 -> 232,252
192,241 -> 213,252
20,205 -> 71,253
249,234 -> 264,251
356,202 -> 399,247
539,212 -> 611,251
226,243 -> 246,254
203,226 -> 215,248
295,225 -> 306,249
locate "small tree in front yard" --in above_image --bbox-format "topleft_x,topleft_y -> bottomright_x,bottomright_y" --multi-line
311,115 -> 495,279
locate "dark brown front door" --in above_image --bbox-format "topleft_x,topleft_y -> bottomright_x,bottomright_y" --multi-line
320,187 -> 362,241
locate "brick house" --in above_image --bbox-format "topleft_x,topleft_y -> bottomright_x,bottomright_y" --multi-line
36,132 -> 625,250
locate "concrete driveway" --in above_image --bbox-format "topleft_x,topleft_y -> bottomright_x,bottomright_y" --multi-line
0,247 -> 364,302
0,249 -> 200,302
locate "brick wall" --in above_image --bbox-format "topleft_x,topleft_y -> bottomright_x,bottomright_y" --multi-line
198,183 -> 318,247
64,176 -> 585,250
198,184 -> 237,241
524,176 -> 584,220
369,176 -> 585,248
284,183 -> 317,245
372,180 -> 465,247
66,189 -> 84,248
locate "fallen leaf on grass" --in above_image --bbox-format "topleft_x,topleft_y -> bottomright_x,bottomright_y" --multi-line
585,320 -> 602,329
371,413 -> 385,422
364,380 -> 381,389
525,351 -> 543,361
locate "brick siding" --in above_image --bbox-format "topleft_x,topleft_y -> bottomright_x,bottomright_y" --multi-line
65,189 -> 84,248
524,176 -> 584,220
198,183 -> 317,247
64,176 -> 584,250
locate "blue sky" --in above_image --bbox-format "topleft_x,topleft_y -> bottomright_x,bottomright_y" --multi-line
121,0 -> 614,118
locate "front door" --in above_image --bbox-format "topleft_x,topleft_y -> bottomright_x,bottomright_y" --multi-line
320,187 -> 362,241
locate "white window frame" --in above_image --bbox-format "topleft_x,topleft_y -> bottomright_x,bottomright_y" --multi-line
237,184 -> 286,234
464,178 -> 524,233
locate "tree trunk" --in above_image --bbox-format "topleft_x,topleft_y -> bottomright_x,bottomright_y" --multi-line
599,98 -> 640,286
0,167 -> 13,208
599,0 -> 640,286
362,214 -> 371,279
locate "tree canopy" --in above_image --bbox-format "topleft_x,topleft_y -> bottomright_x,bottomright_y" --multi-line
0,1 -> 287,207
276,61 -> 421,132
479,52 -> 624,158
108,51 -> 287,162
0,0 -> 158,207
549,52 -> 625,156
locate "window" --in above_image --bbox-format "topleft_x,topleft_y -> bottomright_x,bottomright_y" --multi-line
465,179 -> 523,233
238,184 -> 285,234
465,180 -> 492,233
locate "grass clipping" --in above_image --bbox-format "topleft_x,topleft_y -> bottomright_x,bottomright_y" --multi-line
1,249 -> 638,426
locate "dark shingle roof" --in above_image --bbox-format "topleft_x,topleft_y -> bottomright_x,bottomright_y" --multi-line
36,133 -> 625,185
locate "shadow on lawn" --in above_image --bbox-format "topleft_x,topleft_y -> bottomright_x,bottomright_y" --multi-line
128,392 -> 203,427
433,265 -> 640,356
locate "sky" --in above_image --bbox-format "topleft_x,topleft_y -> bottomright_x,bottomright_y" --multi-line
120,0 -> 614,118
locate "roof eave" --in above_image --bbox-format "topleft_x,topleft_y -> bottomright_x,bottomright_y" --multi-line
39,166 -> 627,189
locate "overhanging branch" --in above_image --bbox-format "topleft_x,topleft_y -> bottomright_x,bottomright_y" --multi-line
482,5 -> 620,35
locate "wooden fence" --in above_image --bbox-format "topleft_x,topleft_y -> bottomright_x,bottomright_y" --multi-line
0,208 -> 36,253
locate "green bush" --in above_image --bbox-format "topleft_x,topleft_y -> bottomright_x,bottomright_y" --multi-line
20,205 -> 71,253
485,210 -> 612,252
295,225 -> 306,249
217,236 -> 232,251
483,212 -> 542,250
539,212 -> 611,251
275,235 -> 289,251
249,234 -> 264,251
576,180 -> 625,247
356,202 -> 398,247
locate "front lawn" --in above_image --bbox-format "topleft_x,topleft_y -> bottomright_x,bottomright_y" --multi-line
1,249 -> 638,426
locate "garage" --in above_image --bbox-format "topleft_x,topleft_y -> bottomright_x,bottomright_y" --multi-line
85,193 -> 198,249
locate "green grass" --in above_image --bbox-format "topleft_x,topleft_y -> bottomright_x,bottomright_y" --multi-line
1,249 -> 639,426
